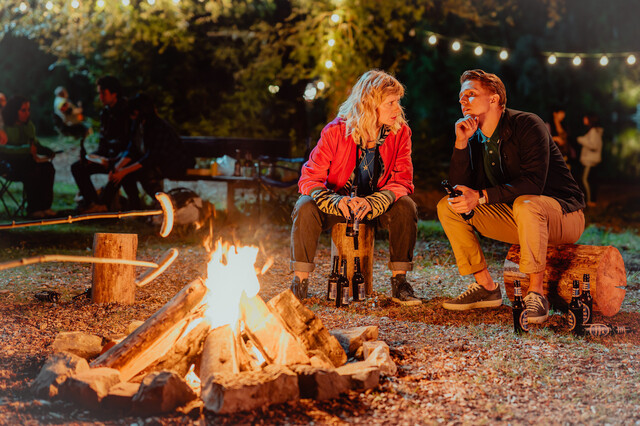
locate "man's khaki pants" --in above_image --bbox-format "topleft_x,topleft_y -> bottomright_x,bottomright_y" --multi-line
437,195 -> 585,275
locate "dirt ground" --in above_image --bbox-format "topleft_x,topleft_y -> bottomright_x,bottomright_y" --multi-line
0,146 -> 639,425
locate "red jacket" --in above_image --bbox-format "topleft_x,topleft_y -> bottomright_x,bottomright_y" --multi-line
299,117 -> 414,201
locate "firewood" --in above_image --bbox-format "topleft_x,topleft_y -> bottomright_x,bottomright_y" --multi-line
200,325 -> 240,388
92,233 -> 138,304
503,244 -> 626,316
91,278 -> 208,381
331,223 -> 375,295
267,290 -> 347,368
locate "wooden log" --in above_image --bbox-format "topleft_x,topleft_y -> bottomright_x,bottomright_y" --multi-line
91,278 -> 208,381
200,325 -> 240,389
331,223 -> 375,296
503,244 -> 626,316
267,289 -> 347,368
92,233 -> 138,304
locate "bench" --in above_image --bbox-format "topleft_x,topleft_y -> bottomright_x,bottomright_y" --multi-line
172,136 -> 303,216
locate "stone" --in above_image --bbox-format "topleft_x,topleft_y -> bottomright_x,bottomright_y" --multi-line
58,367 -> 121,409
131,371 -> 197,415
202,364 -> 299,414
290,365 -> 349,400
51,331 -> 104,360
336,361 -> 380,391
102,382 -> 140,412
330,326 -> 378,356
308,350 -> 335,369
31,352 -> 90,399
363,341 -> 397,376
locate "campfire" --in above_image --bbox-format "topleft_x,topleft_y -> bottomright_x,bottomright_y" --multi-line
32,242 -> 395,415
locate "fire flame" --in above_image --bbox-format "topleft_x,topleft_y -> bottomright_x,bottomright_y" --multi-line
184,364 -> 201,394
202,241 -> 260,330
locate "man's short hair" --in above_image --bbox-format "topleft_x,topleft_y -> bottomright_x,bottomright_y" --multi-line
97,75 -> 122,96
460,69 -> 507,108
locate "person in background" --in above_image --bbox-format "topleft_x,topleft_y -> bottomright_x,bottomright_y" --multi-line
71,76 -> 131,213
97,93 -> 193,210
0,92 -> 7,145
290,70 -> 420,305
438,69 -> 585,323
577,113 -> 603,207
548,106 -> 571,165
0,95 -> 56,218
53,86 -> 90,140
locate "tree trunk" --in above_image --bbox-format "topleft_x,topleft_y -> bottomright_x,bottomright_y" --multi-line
503,244 -> 626,316
331,223 -> 375,296
91,233 -> 137,304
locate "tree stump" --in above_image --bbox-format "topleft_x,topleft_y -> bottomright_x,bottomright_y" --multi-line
91,233 -> 138,305
331,223 -> 375,296
503,244 -> 626,316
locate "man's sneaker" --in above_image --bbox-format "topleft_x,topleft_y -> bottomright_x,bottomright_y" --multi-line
391,274 -> 421,306
442,282 -> 503,310
524,291 -> 549,324
290,276 -> 308,300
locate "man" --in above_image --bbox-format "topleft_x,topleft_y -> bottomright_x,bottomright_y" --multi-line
437,69 -> 585,323
98,93 -> 193,210
291,70 -> 420,305
71,76 -> 131,212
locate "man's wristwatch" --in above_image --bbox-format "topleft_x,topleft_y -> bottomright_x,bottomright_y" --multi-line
478,190 -> 487,205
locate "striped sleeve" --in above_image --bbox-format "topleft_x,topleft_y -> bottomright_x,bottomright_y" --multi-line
311,188 -> 345,217
364,190 -> 394,219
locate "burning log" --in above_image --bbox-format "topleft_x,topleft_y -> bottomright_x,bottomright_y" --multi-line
267,290 -> 347,368
503,244 -> 626,316
239,293 -> 311,366
200,325 -> 241,384
92,233 -> 138,304
91,278 -> 208,381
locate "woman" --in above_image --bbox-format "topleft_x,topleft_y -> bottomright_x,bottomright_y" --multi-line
577,114 -> 603,206
0,96 -> 56,218
290,70 -> 420,305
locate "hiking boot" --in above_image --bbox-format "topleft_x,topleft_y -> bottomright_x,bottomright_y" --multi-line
290,275 -> 309,300
442,282 -> 502,310
391,274 -> 421,306
524,291 -> 549,324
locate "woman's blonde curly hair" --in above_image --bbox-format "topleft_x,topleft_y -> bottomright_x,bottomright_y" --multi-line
338,70 -> 406,147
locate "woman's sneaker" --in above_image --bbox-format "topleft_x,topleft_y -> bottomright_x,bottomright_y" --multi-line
523,291 -> 550,323
442,282 -> 503,310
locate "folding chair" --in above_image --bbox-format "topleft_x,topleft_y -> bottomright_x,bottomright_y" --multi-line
0,160 -> 27,218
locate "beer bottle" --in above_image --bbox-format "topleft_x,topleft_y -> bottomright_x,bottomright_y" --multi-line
352,257 -> 366,302
568,280 -> 584,336
584,323 -> 633,337
581,274 -> 593,325
441,180 -> 474,220
326,256 -> 340,302
512,279 -> 529,334
233,149 -> 242,176
339,259 -> 350,307
346,189 -> 359,238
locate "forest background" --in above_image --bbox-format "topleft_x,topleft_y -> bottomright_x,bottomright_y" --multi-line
1,0 -> 639,187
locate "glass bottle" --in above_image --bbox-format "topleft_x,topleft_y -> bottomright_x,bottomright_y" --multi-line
326,256 -> 339,302
352,256 -> 366,302
568,279 -> 584,336
512,279 -> 529,334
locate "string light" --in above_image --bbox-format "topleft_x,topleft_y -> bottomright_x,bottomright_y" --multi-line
96,0 -> 105,8
45,1 -> 53,10
328,38 -> 335,47
71,0 -> 80,8
423,30 -> 638,66
148,0 -> 156,4
324,60 -> 334,69
19,2 -> 28,12
317,81 -> 325,90
268,85 -> 279,94
122,0 -> 130,6
330,14 -> 339,23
